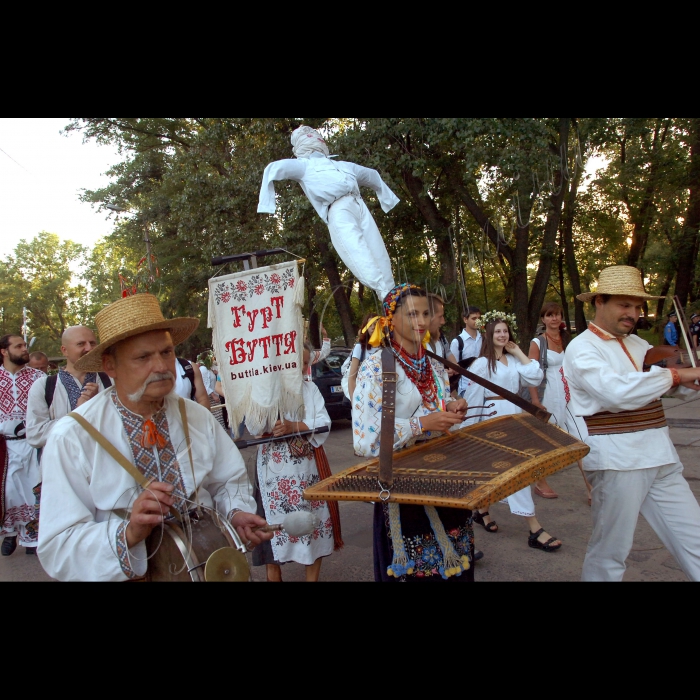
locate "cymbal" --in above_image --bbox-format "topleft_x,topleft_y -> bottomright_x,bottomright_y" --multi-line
204,548 -> 250,582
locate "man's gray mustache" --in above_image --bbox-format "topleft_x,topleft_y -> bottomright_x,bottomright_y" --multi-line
126,372 -> 175,402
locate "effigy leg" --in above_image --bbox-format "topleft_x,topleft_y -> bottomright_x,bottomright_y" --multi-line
327,196 -> 395,300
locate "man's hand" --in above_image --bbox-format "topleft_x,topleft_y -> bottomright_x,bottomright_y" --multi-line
126,482 -> 175,548
532,400 -> 548,411
231,512 -> 274,549
76,382 -> 100,407
676,367 -> 700,391
446,398 -> 468,421
419,411 -> 465,433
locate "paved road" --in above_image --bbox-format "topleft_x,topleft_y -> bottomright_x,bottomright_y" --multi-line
4,394 -> 700,582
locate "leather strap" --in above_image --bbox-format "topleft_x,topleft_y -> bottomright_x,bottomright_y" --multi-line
177,398 -> 197,502
69,411 -> 182,522
379,347 -> 397,487
425,348 -> 552,423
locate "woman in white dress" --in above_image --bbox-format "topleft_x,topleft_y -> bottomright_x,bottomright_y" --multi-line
462,318 -> 562,553
253,346 -> 336,582
528,302 -> 592,504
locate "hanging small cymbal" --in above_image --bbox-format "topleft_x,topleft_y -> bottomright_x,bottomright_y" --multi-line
205,548 -> 250,582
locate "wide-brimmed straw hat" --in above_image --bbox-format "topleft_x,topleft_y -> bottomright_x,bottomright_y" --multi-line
75,294 -> 200,372
577,266 -> 663,303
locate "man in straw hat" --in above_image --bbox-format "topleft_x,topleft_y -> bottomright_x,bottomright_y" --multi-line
563,266 -> 700,582
37,294 -> 272,582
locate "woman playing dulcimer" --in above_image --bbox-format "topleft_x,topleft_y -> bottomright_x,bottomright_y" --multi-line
353,284 -> 475,582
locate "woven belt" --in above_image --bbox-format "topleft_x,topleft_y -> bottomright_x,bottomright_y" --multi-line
486,396 -> 507,401
2,436 -> 25,441
584,399 -> 667,436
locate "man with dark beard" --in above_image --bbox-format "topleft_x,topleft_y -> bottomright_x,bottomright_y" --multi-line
0,335 -> 44,555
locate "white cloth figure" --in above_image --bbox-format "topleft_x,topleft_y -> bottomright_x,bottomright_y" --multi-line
256,380 -> 333,565
461,357 -> 543,517
38,388 -> 257,582
451,330 -> 483,396
0,365 -> 43,547
258,126 -> 399,299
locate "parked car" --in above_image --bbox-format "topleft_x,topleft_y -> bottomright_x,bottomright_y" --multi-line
312,346 -> 352,421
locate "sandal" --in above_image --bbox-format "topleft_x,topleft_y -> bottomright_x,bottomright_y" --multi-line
473,511 -> 499,534
528,529 -> 562,553
534,486 -> 559,499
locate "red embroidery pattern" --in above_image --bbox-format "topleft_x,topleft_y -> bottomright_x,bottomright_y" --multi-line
0,367 -> 42,421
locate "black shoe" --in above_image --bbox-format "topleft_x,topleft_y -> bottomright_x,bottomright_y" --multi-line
1,537 -> 17,556
25,547 -> 36,556
474,550 -> 484,562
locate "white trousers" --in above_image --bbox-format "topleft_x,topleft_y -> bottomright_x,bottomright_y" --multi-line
583,462 -> 700,582
327,194 -> 395,300
1,440 -> 40,547
503,486 -> 536,518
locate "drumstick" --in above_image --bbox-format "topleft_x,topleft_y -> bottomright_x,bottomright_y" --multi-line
253,512 -> 319,537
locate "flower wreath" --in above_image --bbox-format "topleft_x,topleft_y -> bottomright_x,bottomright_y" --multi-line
475,311 -> 518,338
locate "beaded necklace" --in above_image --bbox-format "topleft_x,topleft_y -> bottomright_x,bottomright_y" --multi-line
391,340 -> 440,409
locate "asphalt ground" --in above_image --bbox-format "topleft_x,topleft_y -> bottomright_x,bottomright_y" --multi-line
4,393 -> 700,583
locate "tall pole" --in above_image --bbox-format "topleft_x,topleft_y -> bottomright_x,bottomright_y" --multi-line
22,307 -> 27,343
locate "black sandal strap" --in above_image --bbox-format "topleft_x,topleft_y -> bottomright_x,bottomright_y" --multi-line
529,528 -> 545,539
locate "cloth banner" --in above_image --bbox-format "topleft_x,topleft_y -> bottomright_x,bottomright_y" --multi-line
208,261 -> 305,436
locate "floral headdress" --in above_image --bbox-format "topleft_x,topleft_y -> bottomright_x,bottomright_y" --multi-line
475,311 -> 518,338
363,283 -> 422,348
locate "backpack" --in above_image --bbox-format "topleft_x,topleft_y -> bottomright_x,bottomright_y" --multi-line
177,358 -> 197,401
519,336 -> 548,403
45,372 -> 112,409
449,335 -> 478,393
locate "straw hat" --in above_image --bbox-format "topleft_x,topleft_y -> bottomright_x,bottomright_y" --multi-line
576,266 -> 663,303
75,294 -> 200,372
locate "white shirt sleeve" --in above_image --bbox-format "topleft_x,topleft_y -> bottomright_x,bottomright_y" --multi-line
461,358 -> 487,427
26,376 -> 53,448
302,382 -> 332,449
311,339 -> 332,365
342,162 -> 400,213
516,359 -> 545,387
258,159 -> 307,214
352,357 -> 422,456
566,342 -> 674,413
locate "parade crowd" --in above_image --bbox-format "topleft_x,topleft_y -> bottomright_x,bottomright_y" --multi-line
1,264 -> 699,582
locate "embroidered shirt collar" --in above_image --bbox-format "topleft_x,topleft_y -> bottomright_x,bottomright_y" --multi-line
588,322 -> 628,341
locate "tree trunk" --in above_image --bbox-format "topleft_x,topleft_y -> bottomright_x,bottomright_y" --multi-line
558,230 -> 571,332
674,118 -> 700,306
528,119 -> 571,336
402,169 -> 456,290
562,141 -> 587,335
655,270 -> 676,339
306,272 -> 320,347
317,231 -> 355,345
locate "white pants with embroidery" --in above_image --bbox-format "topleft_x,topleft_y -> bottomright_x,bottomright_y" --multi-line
1,440 -> 40,547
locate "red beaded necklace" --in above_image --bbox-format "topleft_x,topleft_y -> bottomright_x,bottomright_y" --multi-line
391,340 -> 439,408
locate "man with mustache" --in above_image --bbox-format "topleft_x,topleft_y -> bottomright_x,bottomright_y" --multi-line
0,335 -> 44,556
38,295 -> 270,581
27,326 -> 112,450
563,266 -> 700,581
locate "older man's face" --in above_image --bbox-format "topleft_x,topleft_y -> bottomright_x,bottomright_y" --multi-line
103,330 -> 177,403
595,296 -> 644,337
62,327 -> 98,367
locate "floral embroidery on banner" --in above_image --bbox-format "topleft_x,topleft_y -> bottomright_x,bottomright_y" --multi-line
214,267 -> 297,306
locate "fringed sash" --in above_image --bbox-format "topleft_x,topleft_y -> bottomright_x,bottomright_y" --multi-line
584,399 -> 667,436
314,445 -> 344,551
